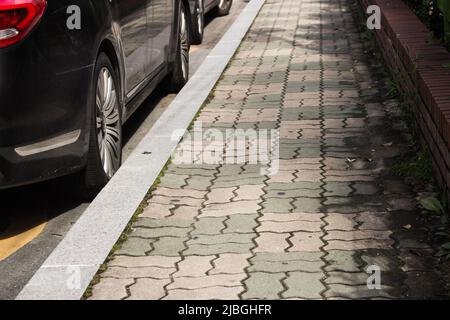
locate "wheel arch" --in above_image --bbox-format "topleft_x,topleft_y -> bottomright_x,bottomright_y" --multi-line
96,38 -> 126,115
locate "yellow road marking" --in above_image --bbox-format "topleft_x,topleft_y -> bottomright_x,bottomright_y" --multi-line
0,220 -> 47,262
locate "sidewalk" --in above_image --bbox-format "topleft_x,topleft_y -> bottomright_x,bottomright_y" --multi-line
89,0 -> 446,299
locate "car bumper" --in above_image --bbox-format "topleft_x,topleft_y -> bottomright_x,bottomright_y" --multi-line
0,132 -> 87,189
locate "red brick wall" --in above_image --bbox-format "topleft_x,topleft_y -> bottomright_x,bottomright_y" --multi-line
360,0 -> 450,195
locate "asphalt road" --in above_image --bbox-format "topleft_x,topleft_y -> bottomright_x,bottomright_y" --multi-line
0,1 -> 246,300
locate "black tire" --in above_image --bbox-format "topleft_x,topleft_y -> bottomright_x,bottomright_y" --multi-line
191,0 -> 204,45
166,1 -> 190,93
81,52 -> 122,198
214,0 -> 232,16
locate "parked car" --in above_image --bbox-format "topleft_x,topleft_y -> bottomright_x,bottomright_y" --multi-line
188,0 -> 233,44
0,0 -> 190,196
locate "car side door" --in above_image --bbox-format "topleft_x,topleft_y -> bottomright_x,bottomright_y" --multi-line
148,0 -> 174,74
116,0 -> 150,96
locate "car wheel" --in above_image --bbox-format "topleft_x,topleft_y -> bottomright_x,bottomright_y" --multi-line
82,52 -> 122,198
191,0 -> 204,45
166,1 -> 190,92
214,0 -> 232,16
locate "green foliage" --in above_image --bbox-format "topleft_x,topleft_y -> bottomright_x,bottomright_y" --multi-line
420,196 -> 445,215
392,149 -> 434,184
404,0 -> 448,46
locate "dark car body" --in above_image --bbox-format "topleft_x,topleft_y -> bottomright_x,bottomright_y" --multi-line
0,0 -> 189,189
191,0 -> 221,13
187,0 -> 232,44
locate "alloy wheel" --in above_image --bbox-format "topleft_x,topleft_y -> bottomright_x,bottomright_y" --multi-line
180,4 -> 189,81
218,0 -> 231,9
197,0 -> 204,36
95,67 -> 121,179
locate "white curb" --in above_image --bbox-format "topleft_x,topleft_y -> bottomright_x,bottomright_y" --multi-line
16,0 -> 266,300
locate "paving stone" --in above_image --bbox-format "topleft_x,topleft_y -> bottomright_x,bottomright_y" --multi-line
261,198 -> 294,213
170,206 -> 200,220
326,239 -> 394,251
134,218 -> 192,229
149,237 -> 187,256
164,286 -> 243,300
210,253 -> 252,275
289,232 -> 324,252
132,227 -> 190,239
151,195 -> 204,207
90,278 -> 134,300
325,271 -> 371,286
283,272 -> 325,299
116,237 -> 156,256
205,187 -> 236,204
110,256 -> 180,268
267,182 -> 322,191
266,188 -> 322,199
325,230 -> 392,241
324,250 -> 362,273
242,272 -> 285,299
192,217 -> 226,235
201,200 -> 261,217
153,187 -> 207,199
325,213 -> 357,231
260,212 -> 324,222
140,203 -> 174,219
357,212 -> 390,230
258,220 -> 323,233
254,232 -> 290,253
127,278 -> 170,300
188,233 -> 255,245
185,175 -> 215,191
234,185 -> 265,201
249,258 -> 324,273
325,284 -> 398,299
102,266 -> 175,280
324,182 -> 353,197
158,174 -> 189,189
174,255 -> 215,278
169,274 -> 247,290
360,250 -> 401,272
224,214 -> 259,234
292,198 -> 323,213
184,243 -> 254,256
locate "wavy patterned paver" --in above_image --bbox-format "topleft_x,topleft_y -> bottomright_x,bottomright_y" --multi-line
89,0 -> 447,300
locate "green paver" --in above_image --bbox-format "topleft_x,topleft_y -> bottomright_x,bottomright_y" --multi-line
117,238 -> 157,256
224,214 -> 259,234
188,233 -> 255,245
192,217 -> 227,235
283,272 -> 325,299
248,259 -> 325,273
242,272 -> 285,299
148,237 -> 187,257
184,243 -> 254,256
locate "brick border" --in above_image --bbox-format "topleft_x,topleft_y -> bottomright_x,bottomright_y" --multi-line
359,0 -> 450,198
